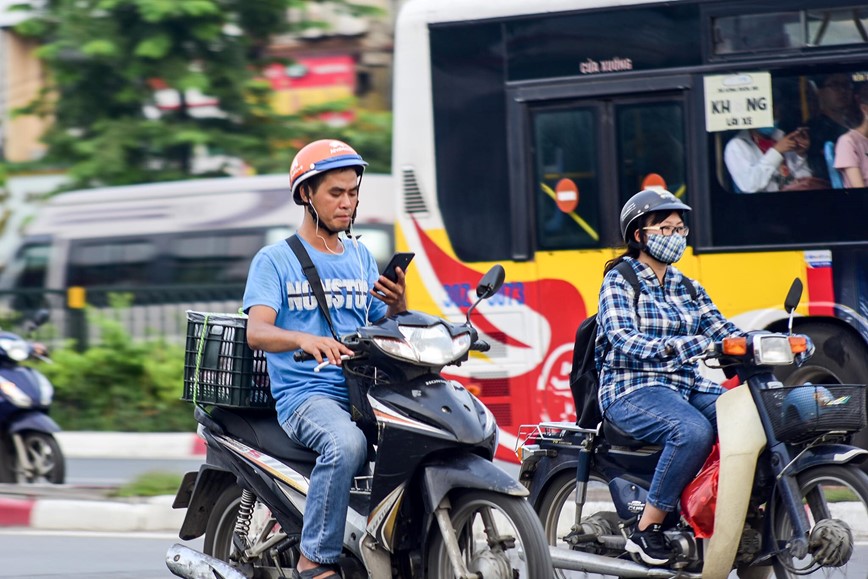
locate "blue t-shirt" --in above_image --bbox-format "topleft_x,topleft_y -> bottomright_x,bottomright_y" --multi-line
242,236 -> 387,424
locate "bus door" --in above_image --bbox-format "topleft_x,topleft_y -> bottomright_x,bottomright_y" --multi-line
506,80 -> 691,424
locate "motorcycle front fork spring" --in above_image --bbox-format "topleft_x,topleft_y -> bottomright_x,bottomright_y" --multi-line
235,489 -> 256,539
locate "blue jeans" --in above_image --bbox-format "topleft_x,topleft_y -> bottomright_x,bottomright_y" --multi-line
605,387 -> 718,512
281,395 -> 368,565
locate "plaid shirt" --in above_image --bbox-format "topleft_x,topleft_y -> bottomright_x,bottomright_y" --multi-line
595,257 -> 743,411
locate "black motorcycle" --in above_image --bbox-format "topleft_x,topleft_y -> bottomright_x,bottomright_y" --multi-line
167,265 -> 552,579
0,309 -> 64,484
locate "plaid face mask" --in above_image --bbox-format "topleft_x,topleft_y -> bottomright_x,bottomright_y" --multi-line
646,233 -> 686,264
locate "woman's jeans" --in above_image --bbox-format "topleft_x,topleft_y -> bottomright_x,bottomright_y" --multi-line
282,395 -> 368,565
605,387 -> 718,513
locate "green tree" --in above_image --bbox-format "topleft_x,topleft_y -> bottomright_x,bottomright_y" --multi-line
13,0 -> 390,189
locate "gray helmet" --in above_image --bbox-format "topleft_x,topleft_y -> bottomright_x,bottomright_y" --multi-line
619,188 -> 691,242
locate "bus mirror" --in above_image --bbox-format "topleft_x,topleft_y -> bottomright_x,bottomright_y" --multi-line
476,265 -> 505,300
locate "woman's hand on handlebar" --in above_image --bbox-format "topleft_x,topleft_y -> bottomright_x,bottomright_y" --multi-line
296,335 -> 354,366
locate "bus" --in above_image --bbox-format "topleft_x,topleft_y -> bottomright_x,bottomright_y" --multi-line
0,172 -> 395,341
392,0 -> 868,458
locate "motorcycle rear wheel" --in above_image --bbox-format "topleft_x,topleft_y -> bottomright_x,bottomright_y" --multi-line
771,464 -> 868,578
15,431 -> 64,484
204,485 -> 298,578
426,490 -> 553,578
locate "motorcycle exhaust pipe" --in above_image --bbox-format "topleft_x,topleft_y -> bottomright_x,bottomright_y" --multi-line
549,546 -> 702,578
166,543 -> 249,579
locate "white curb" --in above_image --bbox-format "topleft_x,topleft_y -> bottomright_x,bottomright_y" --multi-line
56,431 -> 204,460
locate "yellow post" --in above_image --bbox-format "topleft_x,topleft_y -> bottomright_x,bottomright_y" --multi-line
66,286 -> 87,351
67,286 -> 86,309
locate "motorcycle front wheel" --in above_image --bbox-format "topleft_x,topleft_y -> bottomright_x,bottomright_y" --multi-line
427,490 -> 553,578
771,464 -> 868,578
536,471 -> 622,578
15,431 -> 64,484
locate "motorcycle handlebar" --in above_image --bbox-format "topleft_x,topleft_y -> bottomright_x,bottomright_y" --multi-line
293,350 -> 314,362
469,341 -> 490,352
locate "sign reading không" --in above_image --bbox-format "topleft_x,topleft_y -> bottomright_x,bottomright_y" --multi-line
704,73 -> 774,133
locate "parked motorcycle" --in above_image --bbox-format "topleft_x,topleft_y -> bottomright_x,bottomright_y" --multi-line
0,309 -> 64,484
516,279 -> 868,578
166,265 -> 553,579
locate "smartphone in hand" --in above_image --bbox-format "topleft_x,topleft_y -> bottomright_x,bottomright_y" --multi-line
381,252 -> 415,283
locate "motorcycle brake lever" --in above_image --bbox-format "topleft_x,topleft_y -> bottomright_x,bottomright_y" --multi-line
313,354 -> 352,373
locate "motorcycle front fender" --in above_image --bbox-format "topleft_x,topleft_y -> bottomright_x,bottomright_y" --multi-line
421,453 -> 527,514
9,411 -> 61,434
704,384 -> 767,579
791,443 -> 868,473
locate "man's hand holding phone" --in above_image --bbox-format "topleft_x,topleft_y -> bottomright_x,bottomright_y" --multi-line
372,252 -> 414,314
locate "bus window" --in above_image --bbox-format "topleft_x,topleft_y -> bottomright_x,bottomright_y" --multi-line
351,225 -> 393,271
707,66 -> 868,246
807,8 -> 868,47
616,100 -> 687,205
8,242 -> 50,290
170,232 -> 262,284
67,240 -> 157,287
712,12 -> 800,55
531,107 -> 600,250
713,69 -> 864,195
713,7 -> 868,54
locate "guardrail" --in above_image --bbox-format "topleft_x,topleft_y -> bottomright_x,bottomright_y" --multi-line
0,284 -> 246,349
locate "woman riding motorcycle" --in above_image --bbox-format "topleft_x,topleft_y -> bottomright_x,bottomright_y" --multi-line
596,188 -> 748,565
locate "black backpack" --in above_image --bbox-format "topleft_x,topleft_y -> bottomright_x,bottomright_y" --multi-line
569,261 -> 697,428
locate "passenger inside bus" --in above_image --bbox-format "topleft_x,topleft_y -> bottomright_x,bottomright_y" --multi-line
723,109 -> 812,193
805,73 -> 859,182
833,83 -> 868,188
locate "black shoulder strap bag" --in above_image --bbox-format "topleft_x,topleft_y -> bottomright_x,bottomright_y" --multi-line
285,235 -> 378,446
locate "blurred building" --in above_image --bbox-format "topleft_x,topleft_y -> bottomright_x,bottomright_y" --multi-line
268,0 -> 398,114
0,0 -> 399,164
0,0 -> 49,163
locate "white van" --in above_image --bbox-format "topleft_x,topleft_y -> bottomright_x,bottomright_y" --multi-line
0,173 -> 395,342
1,172 -> 395,293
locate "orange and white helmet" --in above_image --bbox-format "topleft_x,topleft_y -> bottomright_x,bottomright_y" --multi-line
289,139 -> 368,205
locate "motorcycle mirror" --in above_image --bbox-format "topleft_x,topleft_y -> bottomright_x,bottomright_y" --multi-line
32,309 -> 50,327
784,278 -> 803,334
466,265 -> 506,324
475,265 -> 506,299
784,279 -> 803,314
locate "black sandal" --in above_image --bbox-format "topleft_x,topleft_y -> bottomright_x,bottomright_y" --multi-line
290,564 -> 340,579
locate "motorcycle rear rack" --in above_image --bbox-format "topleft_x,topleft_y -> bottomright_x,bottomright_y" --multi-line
515,421 -> 598,451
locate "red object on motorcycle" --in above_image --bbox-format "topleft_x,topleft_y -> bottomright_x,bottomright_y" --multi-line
681,443 -> 720,539
721,376 -> 740,390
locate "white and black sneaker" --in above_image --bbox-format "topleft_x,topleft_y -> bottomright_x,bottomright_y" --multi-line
625,523 -> 674,566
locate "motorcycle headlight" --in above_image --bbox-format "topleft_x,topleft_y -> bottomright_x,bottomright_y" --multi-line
0,338 -> 29,362
754,335 -> 795,366
0,380 -> 33,408
480,399 -> 498,439
372,325 -> 471,365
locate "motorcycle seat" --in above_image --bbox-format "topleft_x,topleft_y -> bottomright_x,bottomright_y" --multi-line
602,419 -> 660,449
207,406 -> 319,463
